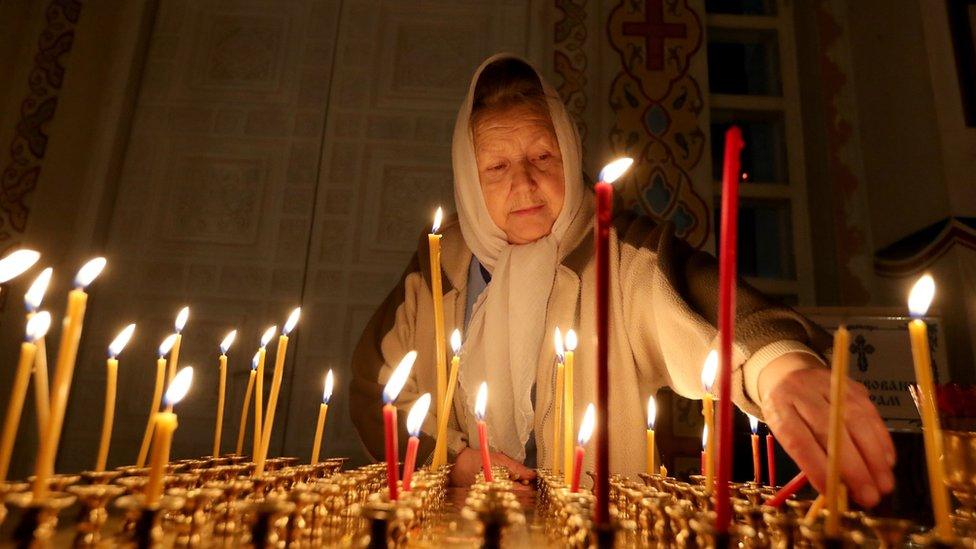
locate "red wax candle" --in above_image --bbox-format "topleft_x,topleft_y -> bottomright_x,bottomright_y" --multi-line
701,451 -> 706,476
571,445 -> 585,493
593,158 -> 632,526
402,436 -> 419,491
571,404 -> 596,493
715,126 -> 744,533
402,392 -> 430,492
477,421 -> 493,482
766,434 -> 776,486
383,404 -> 399,500
751,434 -> 761,484
764,472 -> 808,508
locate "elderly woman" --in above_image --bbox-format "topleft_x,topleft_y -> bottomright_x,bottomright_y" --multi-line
351,55 -> 894,507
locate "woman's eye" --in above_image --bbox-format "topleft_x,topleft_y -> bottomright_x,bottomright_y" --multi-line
487,163 -> 505,172
537,153 -> 551,161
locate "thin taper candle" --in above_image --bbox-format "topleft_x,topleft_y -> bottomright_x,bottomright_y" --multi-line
383,351 -> 417,500
825,326 -> 849,538
310,370 -> 334,465
25,268 -> 52,438
145,367 -> 192,506
552,328 -> 564,474
563,329 -> 577,485
701,350 -> 718,491
213,330 -> 236,458
748,414 -> 760,485
0,312 -> 49,480
402,393 -> 431,491
571,404 -> 596,493
766,433 -> 776,487
646,394 -> 657,475
428,208 -> 447,468
95,324 -> 135,472
432,329 -> 462,469
256,308 -> 300,476
253,326 -> 276,459
167,307 -> 189,384
475,382 -> 493,482
236,352 -> 259,455
137,334 -> 176,467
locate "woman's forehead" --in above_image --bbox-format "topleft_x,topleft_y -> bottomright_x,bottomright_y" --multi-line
473,105 -> 557,150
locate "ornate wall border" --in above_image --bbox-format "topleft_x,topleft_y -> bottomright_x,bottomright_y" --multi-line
554,0 -> 589,145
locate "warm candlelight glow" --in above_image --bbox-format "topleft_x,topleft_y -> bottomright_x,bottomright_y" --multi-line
565,329 -> 578,351
578,403 -> 596,445
406,393 -> 431,437
74,257 -> 106,288
908,274 -> 935,317
261,326 -> 277,347
26,311 -> 51,342
165,366 -> 193,406
220,330 -> 237,354
108,324 -> 136,358
647,395 -> 657,430
283,307 -> 301,335
475,382 -> 488,421
159,333 -> 178,357
598,157 -> 634,184
174,306 -> 189,333
383,351 -> 417,404
251,351 -> 260,369
24,267 -> 52,312
432,207 -> 443,234
451,329 -> 462,355
748,414 -> 759,435
553,327 -> 564,358
0,249 -> 40,283
701,350 -> 718,392
702,424 -> 708,450
323,370 -> 334,403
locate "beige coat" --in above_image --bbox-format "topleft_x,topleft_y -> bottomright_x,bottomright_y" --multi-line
350,195 -> 831,476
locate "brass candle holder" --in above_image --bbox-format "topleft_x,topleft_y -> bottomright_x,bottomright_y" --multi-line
67,483 -> 125,546
6,491 -> 77,546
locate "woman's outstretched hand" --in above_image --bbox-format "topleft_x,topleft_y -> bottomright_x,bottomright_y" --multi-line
450,447 -> 537,489
758,352 -> 896,508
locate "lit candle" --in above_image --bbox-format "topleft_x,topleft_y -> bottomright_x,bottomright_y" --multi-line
825,325 -> 850,538
25,267 -> 52,437
0,312 -> 50,480
236,351 -> 259,456
474,382 -> 493,482
145,366 -> 192,506
766,431 -> 776,487
701,424 -> 708,476
562,328 -> 577,485
748,413 -> 760,485
256,308 -> 301,476
646,394 -> 657,475
701,350 -> 718,490
593,158 -> 633,526
0,249 -> 40,283
432,329 -> 462,468
715,126 -> 744,534
907,274 -> 954,542
167,306 -> 189,384
253,326 -> 276,459
383,351 -> 417,500
137,334 -> 177,467
428,207 -> 447,461
95,323 -> 136,472
310,370 -> 334,465
33,257 -> 106,500
402,393 -> 431,491
571,404 -> 596,493
552,328 -> 565,475
213,330 -> 236,458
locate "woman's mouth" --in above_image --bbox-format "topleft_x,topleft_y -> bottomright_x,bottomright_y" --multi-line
511,205 -> 544,216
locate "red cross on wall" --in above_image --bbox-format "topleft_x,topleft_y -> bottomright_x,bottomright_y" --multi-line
622,0 -> 688,71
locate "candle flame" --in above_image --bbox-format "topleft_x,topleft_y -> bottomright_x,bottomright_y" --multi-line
108,323 -> 136,358
701,350 -> 718,393
474,382 -> 488,421
260,326 -> 277,347
432,207 -> 444,234
565,329 -> 578,352
158,333 -> 178,358
908,274 -> 935,318
283,307 -> 301,335
553,327 -> 564,361
74,257 -> 106,288
164,366 -> 193,406
406,393 -> 431,437
220,330 -> 237,355
174,306 -> 190,332
26,311 -> 51,342
748,413 -> 759,435
0,249 -> 40,284
598,157 -> 634,184
383,350 -> 416,404
702,424 -> 708,450
647,394 -> 657,430
251,351 -> 260,370
323,369 -> 334,404
578,403 -> 596,445
24,267 -> 52,312
451,328 -> 462,355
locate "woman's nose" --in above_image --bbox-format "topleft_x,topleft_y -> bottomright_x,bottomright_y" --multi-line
510,159 -> 536,189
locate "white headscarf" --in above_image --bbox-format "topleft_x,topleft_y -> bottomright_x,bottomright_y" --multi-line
453,54 -> 586,461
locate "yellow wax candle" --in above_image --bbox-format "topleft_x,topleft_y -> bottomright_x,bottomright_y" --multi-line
310,370 -> 334,465
701,350 -> 718,490
95,324 -> 135,472
0,312 -> 49,480
213,330 -> 236,458
256,308 -> 300,476
145,366 -> 192,506
646,394 -> 657,475
562,329 -> 577,485
825,325 -> 849,537
805,494 -> 826,524
428,208 -> 447,444
167,306 -> 189,384
137,335 -> 176,467
25,267 -> 52,437
907,274 -> 954,542
236,353 -> 258,455
432,329 -> 462,468
552,328 -> 565,474
33,257 -> 105,500
253,326 -> 276,459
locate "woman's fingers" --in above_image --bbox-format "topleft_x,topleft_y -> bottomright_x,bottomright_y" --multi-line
765,400 -> 828,492
491,451 -> 537,481
847,380 -> 897,466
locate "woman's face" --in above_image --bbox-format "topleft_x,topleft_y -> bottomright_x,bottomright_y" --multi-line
473,103 -> 565,245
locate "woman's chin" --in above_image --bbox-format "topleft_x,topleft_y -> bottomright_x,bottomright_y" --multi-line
505,219 -> 554,244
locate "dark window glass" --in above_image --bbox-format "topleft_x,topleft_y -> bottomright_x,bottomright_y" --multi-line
707,28 -> 781,96
705,0 -> 777,16
714,197 -> 795,280
710,110 -> 787,184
